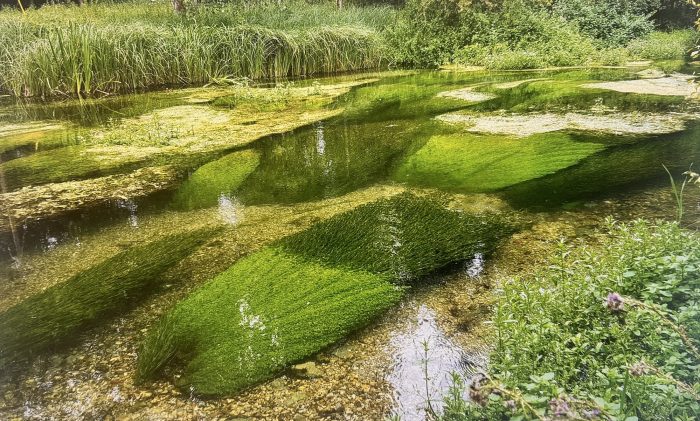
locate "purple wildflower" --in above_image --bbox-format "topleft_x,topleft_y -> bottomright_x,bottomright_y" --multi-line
548,396 -> 570,418
605,292 -> 624,312
468,374 -> 490,407
504,400 -> 517,411
582,408 -> 602,419
629,361 -> 649,377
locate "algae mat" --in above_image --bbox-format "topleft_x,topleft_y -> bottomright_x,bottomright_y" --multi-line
138,194 -> 515,395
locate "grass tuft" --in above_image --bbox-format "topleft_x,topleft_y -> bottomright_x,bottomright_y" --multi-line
0,2 -> 391,97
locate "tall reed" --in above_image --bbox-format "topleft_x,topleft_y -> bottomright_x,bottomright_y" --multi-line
0,1 -> 393,97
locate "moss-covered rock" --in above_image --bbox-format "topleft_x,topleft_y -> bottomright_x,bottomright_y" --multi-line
137,194 -> 516,396
0,227 -> 218,367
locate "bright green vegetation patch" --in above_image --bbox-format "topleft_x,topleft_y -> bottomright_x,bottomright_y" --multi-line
139,194 -> 516,395
138,248 -> 402,396
394,132 -> 604,193
171,150 -> 260,210
0,146 -> 148,191
278,193 -> 515,281
443,220 -> 700,420
0,227 -> 217,367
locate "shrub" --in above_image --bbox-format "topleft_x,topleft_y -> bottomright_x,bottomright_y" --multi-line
385,0 -> 465,67
627,30 -> 699,61
442,220 -> 700,420
553,0 -> 657,46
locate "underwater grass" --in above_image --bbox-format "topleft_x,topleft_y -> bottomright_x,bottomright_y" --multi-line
138,194 -> 516,395
394,132 -> 604,193
0,227 -> 217,367
171,149 -> 260,210
137,248 -> 402,395
0,146 -> 147,191
502,123 -> 700,209
277,193 -> 515,281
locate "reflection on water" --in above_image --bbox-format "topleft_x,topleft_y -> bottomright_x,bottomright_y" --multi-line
218,195 -> 243,225
387,305 -> 484,421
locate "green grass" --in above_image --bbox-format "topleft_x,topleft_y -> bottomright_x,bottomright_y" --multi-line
443,220 -> 700,420
138,194 -> 516,395
0,227 -> 217,367
394,132 -> 605,192
0,1 -> 392,97
171,149 -> 260,210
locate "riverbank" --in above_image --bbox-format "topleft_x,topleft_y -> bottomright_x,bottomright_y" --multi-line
0,1 -> 392,98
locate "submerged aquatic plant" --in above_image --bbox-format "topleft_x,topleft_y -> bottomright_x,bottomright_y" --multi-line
171,149 -> 260,211
0,227 -> 218,367
394,132 -> 604,193
137,193 -> 516,395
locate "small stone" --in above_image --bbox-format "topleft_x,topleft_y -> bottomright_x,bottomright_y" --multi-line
268,378 -> 287,390
291,362 -> 323,379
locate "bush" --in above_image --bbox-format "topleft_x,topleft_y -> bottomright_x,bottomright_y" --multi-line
442,220 -> 700,420
553,0 -> 657,46
385,0 -> 465,67
454,3 -> 599,70
627,30 -> 699,61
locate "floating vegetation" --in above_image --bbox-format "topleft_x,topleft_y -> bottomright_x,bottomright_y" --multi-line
172,150 -> 260,210
138,194 -> 515,395
0,227 -> 218,367
436,111 -> 693,137
0,166 -> 179,233
470,76 -> 689,114
582,74 -> 698,97
0,146 -> 148,191
394,133 -> 604,192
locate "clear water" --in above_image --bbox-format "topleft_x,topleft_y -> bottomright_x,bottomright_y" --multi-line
1,67 -> 699,417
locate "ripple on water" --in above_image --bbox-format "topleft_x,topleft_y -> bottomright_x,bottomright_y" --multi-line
387,304 -> 487,421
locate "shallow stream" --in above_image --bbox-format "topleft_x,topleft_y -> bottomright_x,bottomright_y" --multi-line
1,66 -> 699,420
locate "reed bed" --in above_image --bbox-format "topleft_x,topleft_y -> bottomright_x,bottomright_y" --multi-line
0,2 -> 392,97
138,193 -> 516,395
0,227 -> 217,367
